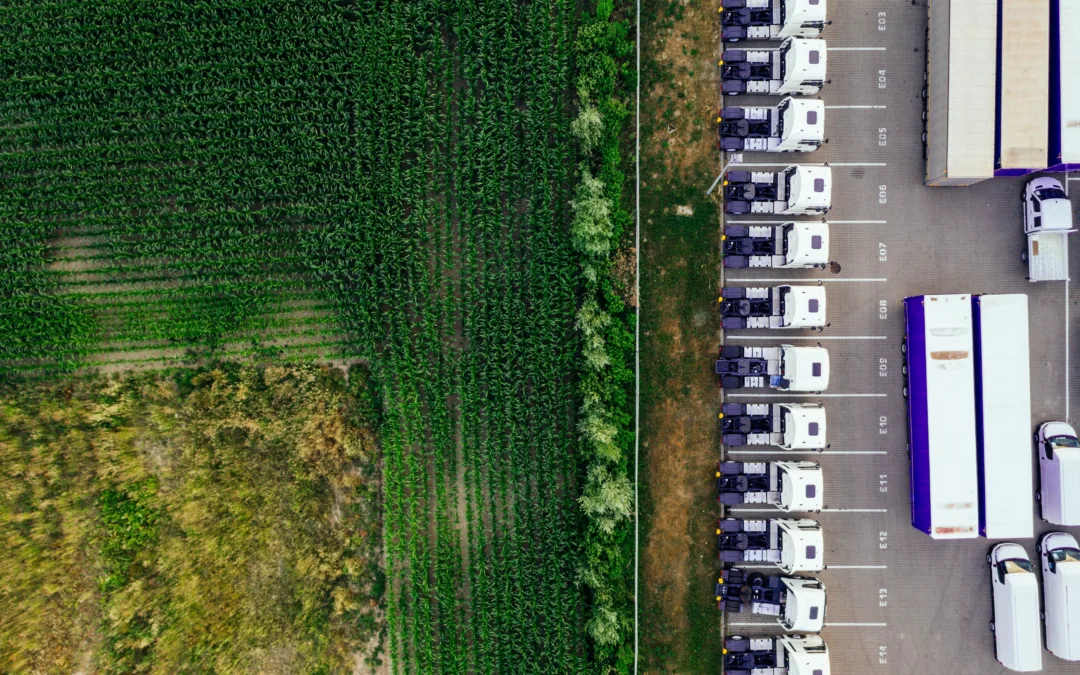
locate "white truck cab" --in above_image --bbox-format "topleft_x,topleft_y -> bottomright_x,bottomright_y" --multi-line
715,345 -> 830,392
718,98 -> 825,153
717,517 -> 824,573
988,542 -> 1043,672
717,460 -> 824,512
722,165 -> 832,215
1038,531 -> 1080,661
720,0 -> 828,43
723,634 -> 831,675
1036,420 -> 1080,525
721,221 -> 830,269
720,37 -> 828,96
717,570 -> 826,632
1023,176 -> 1075,282
719,402 -> 827,450
718,284 -> 826,329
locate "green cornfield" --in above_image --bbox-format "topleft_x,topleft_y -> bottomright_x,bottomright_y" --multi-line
2,0 -> 603,672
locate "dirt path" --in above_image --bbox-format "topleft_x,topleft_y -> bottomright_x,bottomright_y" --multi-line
638,0 -> 724,672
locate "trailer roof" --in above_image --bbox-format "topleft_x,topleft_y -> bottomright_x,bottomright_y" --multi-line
973,295 -> 1034,539
997,0 -> 1050,171
906,294 -> 979,539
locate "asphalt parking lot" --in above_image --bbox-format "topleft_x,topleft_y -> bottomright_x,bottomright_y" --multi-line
713,1 -> 1080,673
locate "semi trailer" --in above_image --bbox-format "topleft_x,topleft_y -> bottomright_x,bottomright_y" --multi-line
972,294 -> 1033,539
719,402 -> 827,450
716,569 -> 827,633
717,517 -> 824,573
721,37 -> 826,96
903,294 -> 978,539
722,165 -> 831,215
718,98 -> 824,153
715,345 -> 829,392
721,222 -> 829,269
719,285 -> 825,330
719,0 -> 827,43
723,635 -> 831,675
717,460 -> 823,512
1048,0 -> 1080,171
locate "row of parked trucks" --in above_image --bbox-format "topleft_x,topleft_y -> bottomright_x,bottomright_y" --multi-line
715,4 -> 834,674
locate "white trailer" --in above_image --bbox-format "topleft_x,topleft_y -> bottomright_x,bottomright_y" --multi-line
1022,176 -> 1074,282
716,461 -> 824,512
972,294 -> 1034,539
722,165 -> 831,215
723,635 -> 831,675
715,345 -> 829,392
720,0 -> 827,42
721,222 -> 829,269
925,0 -> 997,186
903,294 -> 979,539
1048,0 -> 1080,171
995,0 -> 1049,176
718,285 -> 826,329
720,37 -> 827,96
717,518 -> 824,573
717,570 -> 827,633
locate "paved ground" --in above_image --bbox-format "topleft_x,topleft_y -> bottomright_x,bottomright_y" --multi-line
709,1 -> 1080,673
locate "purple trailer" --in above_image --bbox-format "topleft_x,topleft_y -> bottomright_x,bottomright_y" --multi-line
903,294 -> 979,539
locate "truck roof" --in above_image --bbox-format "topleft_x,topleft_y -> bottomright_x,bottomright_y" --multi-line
781,99 -> 825,144
779,519 -> 824,572
778,462 -> 823,512
781,285 -> 826,328
783,37 -> 827,85
781,403 -> 827,450
781,345 -> 829,392
785,222 -> 829,266
783,578 -> 826,633
787,0 -> 827,28
786,165 -> 831,213
996,0 -> 1049,172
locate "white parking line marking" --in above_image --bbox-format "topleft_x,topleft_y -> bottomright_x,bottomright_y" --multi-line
725,220 -> 884,225
725,277 -> 887,283
826,565 -> 888,570
826,623 -> 889,627
726,393 -> 888,398
727,507 -> 888,513
828,220 -> 887,224
826,105 -> 888,109
827,47 -> 887,51
725,162 -> 886,167
725,335 -> 887,341
1067,279 -> 1071,419
821,508 -> 888,513
726,450 -> 888,455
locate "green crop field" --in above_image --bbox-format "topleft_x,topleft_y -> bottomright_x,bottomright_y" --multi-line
2,0 -> 636,673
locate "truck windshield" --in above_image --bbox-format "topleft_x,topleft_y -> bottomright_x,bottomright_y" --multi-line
1050,548 -> 1080,563
776,98 -> 788,138
1051,435 -> 1080,448
1036,187 -> 1067,200
1003,559 -> 1033,574
779,39 -> 791,80
783,166 -> 797,201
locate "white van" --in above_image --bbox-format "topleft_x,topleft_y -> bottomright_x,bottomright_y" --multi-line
1038,532 -> 1080,660
988,543 -> 1044,672
1035,421 -> 1080,525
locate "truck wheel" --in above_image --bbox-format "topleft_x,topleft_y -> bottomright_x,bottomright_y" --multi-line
729,635 -> 745,642
900,340 -> 907,355
1035,491 -> 1041,502
902,386 -> 908,399
1033,432 -> 1040,444
1036,544 -> 1042,555
901,364 -> 907,376
790,634 -> 805,640
1021,250 -> 1028,263
990,621 -> 995,633
1041,612 -> 1045,621
986,554 -> 993,564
